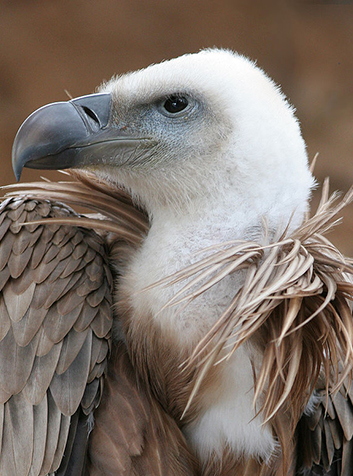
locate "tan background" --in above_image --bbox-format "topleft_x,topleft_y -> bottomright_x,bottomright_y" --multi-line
1,1 -> 353,252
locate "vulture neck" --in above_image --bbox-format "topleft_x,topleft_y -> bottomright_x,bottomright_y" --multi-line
121,187 -> 302,464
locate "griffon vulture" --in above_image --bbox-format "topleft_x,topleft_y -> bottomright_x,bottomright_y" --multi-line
2,48 -> 353,475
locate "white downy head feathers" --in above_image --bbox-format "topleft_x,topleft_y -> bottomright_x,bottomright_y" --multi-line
98,48 -> 315,237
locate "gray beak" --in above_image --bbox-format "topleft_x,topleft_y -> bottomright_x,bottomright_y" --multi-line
12,93 -> 148,181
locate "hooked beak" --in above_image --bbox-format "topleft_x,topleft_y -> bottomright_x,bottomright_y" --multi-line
12,93 -> 151,181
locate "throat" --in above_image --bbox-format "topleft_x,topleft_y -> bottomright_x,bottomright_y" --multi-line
123,213 -> 251,347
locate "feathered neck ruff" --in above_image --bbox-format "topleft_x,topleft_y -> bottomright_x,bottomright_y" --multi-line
4,172 -> 353,475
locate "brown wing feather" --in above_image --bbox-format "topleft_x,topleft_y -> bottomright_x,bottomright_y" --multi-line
87,341 -> 199,476
296,375 -> 353,475
0,196 -> 113,476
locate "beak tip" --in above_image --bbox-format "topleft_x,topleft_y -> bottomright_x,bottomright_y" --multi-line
12,156 -> 21,183
14,170 -> 21,182
12,135 -> 25,182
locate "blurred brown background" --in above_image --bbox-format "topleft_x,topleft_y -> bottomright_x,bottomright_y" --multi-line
1,1 -> 353,251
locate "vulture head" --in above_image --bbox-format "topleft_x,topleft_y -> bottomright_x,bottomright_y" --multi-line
13,49 -> 314,229
12,49 -> 353,475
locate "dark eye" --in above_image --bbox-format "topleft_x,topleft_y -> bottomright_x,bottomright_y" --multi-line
163,95 -> 189,114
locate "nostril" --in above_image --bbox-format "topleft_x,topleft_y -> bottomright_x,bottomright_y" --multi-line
82,106 -> 100,125
71,93 -> 111,129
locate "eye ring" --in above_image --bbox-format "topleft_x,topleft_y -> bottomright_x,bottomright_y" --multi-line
163,95 -> 189,114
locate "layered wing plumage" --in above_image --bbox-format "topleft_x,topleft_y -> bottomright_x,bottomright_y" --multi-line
0,196 -> 113,475
297,375 -> 353,476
